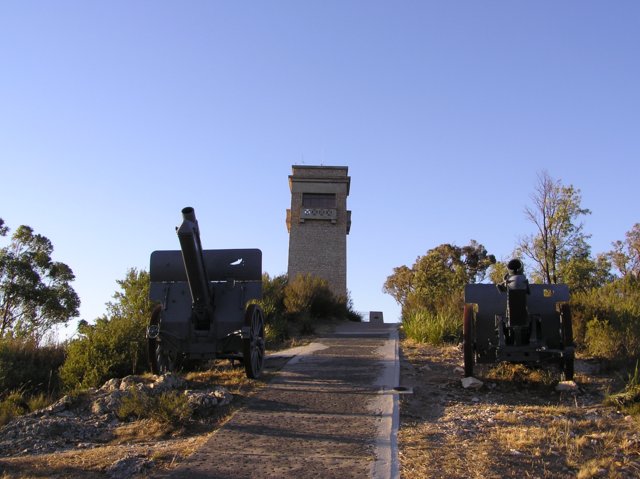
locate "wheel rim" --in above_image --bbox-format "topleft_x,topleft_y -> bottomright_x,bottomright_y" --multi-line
463,304 -> 474,378
148,306 -> 162,374
148,305 -> 177,374
560,303 -> 574,381
243,304 -> 265,379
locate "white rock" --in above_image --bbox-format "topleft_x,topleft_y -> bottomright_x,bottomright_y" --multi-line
555,380 -> 578,392
101,378 -> 121,392
151,372 -> 184,392
461,377 -> 484,389
453,367 -> 465,374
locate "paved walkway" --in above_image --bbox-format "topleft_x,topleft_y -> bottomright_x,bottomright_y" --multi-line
165,321 -> 400,479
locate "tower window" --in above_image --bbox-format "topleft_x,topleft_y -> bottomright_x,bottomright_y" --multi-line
302,193 -> 336,208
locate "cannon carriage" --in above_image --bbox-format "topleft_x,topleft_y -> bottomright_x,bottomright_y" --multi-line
462,259 -> 574,380
147,207 -> 265,379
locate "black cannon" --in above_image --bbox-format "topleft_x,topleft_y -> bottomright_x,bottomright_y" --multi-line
146,207 -> 265,378
462,259 -> 574,380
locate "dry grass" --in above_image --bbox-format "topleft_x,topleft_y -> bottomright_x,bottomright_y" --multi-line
398,339 -> 640,478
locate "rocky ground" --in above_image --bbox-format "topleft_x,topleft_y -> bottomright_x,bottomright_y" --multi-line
0,364 -> 261,479
398,339 -> 640,478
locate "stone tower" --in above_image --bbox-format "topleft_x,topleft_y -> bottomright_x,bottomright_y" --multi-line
286,165 -> 351,298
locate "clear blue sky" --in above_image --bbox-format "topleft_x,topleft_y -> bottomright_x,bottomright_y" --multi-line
1,1 -> 638,337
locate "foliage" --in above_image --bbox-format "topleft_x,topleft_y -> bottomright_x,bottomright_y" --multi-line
609,223 -> 640,279
572,276 -> 640,360
488,260 -> 509,285
517,171 -> 592,285
558,251 -> 612,293
284,273 -> 339,319
260,273 -> 361,341
117,387 -> 191,426
0,219 -> 80,341
60,269 -> 153,389
0,337 -> 65,397
258,273 -> 289,342
402,307 -> 461,345
384,241 -> 495,318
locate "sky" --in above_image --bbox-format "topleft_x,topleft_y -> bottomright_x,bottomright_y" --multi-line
1,1 -> 638,338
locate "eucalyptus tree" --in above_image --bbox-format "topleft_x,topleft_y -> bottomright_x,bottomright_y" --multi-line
517,171 -> 592,285
609,223 -> 640,279
0,218 -> 80,340
384,241 -> 495,317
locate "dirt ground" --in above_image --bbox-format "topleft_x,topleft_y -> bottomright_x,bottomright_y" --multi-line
398,339 -> 640,479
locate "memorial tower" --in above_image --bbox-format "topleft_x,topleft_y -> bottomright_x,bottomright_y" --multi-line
286,165 -> 351,297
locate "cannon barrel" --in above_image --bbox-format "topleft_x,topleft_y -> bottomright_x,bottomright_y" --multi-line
177,207 -> 213,328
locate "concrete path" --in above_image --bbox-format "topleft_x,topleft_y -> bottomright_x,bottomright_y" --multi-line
166,321 -> 400,479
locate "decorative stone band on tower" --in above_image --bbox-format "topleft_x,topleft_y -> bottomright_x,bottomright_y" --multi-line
286,165 -> 351,298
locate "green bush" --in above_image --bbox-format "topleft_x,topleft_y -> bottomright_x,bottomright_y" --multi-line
572,276 -> 640,360
0,338 -> 65,397
402,309 -> 461,345
60,315 -> 148,390
258,273 -> 290,343
584,319 -> 625,360
284,274 -> 337,319
60,269 -> 153,390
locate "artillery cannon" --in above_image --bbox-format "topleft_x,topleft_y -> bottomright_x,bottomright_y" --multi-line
462,259 -> 574,380
147,207 -> 265,378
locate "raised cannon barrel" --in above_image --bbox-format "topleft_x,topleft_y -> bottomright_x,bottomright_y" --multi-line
177,206 -> 214,329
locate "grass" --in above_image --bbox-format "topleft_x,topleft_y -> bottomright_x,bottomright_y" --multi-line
402,309 -> 461,345
0,390 -> 57,428
116,388 -> 191,427
604,360 -> 640,415
485,362 -> 559,386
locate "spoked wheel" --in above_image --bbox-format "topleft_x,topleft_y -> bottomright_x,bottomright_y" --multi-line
463,304 -> 475,378
147,305 -> 177,374
560,303 -> 574,381
243,304 -> 266,379
148,305 -> 162,374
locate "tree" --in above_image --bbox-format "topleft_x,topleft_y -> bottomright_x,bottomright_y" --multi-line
382,265 -> 413,306
609,223 -> 640,278
384,241 -> 495,317
60,268 -> 152,389
0,220 -> 79,340
517,171 -> 591,284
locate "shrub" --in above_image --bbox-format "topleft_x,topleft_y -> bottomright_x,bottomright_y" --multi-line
60,315 -> 148,390
584,319 -> 625,360
572,276 -> 640,361
284,274 -> 336,319
60,269 -> 153,390
258,273 -> 290,343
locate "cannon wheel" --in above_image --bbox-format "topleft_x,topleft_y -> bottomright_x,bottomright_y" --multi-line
463,304 -> 475,377
560,303 -> 574,381
243,304 -> 265,379
148,305 -> 162,374
148,305 -> 177,374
